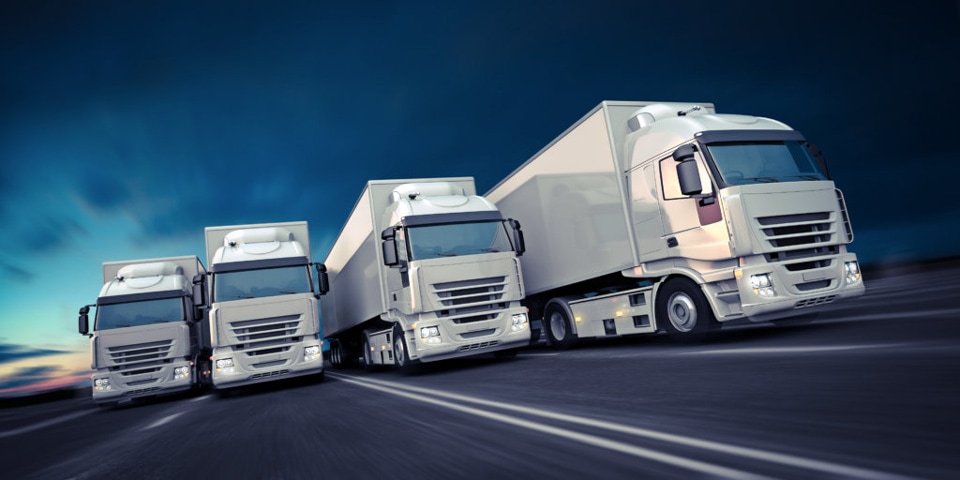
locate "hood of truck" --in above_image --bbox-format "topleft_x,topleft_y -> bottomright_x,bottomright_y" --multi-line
93,322 -> 191,371
724,181 -> 848,259
411,252 -> 523,315
211,294 -> 319,356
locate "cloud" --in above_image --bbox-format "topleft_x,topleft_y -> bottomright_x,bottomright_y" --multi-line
0,343 -> 69,364
19,216 -> 88,254
0,365 -> 62,390
0,261 -> 34,283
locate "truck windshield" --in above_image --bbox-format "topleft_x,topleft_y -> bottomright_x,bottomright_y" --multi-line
213,265 -> 311,301
96,297 -> 184,330
706,140 -> 828,186
407,221 -> 514,260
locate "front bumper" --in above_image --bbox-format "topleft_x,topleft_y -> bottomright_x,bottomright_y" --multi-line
211,342 -> 324,389
91,358 -> 194,404
736,252 -> 865,322
408,307 -> 531,363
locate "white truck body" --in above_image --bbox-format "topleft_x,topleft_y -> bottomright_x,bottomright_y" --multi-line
486,101 -> 864,345
205,221 -> 325,389
79,256 -> 208,405
322,177 -> 529,370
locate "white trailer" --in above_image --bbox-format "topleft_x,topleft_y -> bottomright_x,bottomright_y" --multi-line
486,101 -> 865,347
204,221 -> 328,389
322,178 -> 530,372
79,256 -> 208,406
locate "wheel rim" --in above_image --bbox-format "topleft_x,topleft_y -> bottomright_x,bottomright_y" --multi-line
549,311 -> 567,341
394,334 -> 406,367
667,292 -> 697,332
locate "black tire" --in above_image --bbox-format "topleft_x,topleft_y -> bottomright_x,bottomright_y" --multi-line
361,336 -> 378,372
656,277 -> 716,342
330,341 -> 343,369
392,323 -> 418,374
543,303 -> 577,349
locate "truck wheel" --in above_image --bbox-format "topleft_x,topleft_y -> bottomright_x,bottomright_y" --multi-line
656,277 -> 715,342
330,342 -> 342,369
392,323 -> 418,374
543,303 -> 577,349
361,336 -> 377,372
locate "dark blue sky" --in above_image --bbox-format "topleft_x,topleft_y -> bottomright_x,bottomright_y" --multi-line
1,1 -> 959,386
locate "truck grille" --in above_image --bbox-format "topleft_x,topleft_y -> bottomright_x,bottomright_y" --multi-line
758,212 -> 838,266
107,340 -> 174,374
229,314 -> 301,357
250,369 -> 290,380
795,295 -> 836,308
433,277 -> 509,324
125,386 -> 161,397
457,340 -> 500,352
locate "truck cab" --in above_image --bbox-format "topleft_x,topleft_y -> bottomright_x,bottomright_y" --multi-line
322,178 -> 530,372
78,256 -> 207,406
205,222 -> 327,389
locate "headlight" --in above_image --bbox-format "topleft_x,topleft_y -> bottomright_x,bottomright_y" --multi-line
304,345 -> 321,361
173,366 -> 190,380
844,261 -> 861,285
749,274 -> 775,297
511,313 -> 528,332
420,326 -> 441,344
94,377 -> 111,391
215,358 -> 235,374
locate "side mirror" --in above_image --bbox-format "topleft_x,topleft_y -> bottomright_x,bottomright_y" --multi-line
673,144 -> 702,196
508,219 -> 526,256
78,305 -> 90,335
192,273 -> 206,309
315,263 -> 330,295
381,227 -> 399,267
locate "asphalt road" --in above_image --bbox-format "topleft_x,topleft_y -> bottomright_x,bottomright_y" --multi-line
3,263 -> 959,479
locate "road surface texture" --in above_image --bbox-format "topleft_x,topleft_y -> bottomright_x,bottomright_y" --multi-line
3,261 -> 958,479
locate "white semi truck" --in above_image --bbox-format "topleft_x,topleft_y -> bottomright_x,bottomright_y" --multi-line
321,178 -> 530,372
486,101 -> 865,346
204,221 -> 328,389
78,256 -> 209,406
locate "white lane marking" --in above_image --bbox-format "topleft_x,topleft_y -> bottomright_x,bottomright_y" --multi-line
140,412 -> 184,431
0,410 -> 94,439
331,374 -> 767,480
331,373 -> 915,480
682,344 -> 906,355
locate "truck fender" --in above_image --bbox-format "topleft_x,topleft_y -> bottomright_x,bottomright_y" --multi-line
543,296 -> 580,336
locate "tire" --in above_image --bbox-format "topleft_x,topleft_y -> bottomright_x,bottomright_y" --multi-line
656,277 -> 716,342
330,341 -> 342,369
392,323 -> 418,374
361,336 -> 377,372
543,303 -> 577,349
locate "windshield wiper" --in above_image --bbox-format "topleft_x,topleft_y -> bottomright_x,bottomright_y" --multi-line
745,177 -> 779,183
